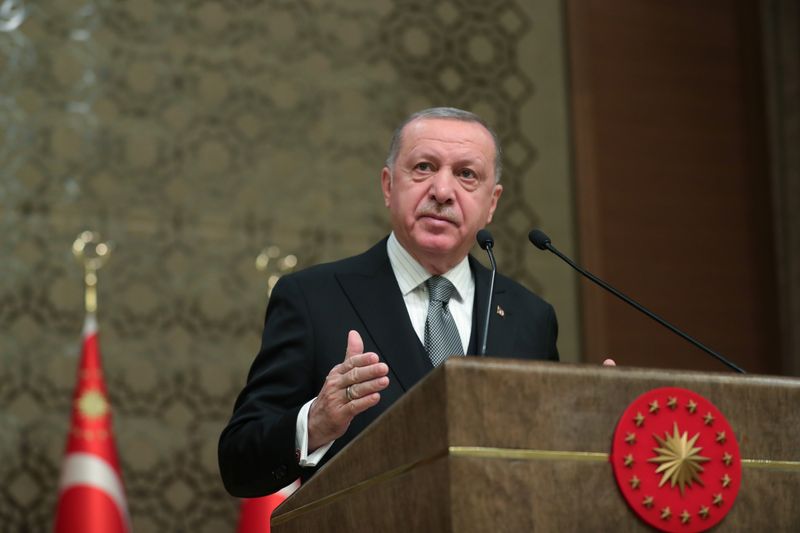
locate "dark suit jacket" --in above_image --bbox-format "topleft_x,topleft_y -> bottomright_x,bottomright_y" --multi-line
218,237 -> 559,497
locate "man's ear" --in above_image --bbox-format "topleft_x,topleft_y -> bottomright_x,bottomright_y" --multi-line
381,167 -> 392,208
486,184 -> 503,223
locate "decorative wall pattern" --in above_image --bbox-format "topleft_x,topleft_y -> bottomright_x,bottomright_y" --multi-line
0,0 -> 576,530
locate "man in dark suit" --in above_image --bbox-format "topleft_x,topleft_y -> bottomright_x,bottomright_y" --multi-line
218,107 -> 559,497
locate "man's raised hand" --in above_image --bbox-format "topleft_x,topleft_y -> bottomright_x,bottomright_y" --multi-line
307,330 -> 390,452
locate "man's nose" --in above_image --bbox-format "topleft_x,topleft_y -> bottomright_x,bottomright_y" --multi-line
428,169 -> 456,203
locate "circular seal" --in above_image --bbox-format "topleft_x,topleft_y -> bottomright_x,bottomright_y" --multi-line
77,389 -> 109,419
611,387 -> 741,532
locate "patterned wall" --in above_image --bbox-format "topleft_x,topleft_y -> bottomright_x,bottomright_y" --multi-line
0,0 -> 576,530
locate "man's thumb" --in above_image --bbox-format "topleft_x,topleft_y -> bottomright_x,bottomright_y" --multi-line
345,330 -> 364,359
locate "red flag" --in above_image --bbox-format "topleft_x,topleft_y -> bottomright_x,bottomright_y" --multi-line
54,314 -> 131,532
236,480 -> 300,533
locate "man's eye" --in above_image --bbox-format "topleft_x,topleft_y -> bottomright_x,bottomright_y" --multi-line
459,169 -> 477,180
415,162 -> 432,171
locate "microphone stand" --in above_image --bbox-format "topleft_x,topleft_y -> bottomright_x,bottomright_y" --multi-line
529,229 -> 745,373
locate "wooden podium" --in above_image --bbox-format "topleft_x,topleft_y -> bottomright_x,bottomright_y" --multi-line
272,359 -> 800,531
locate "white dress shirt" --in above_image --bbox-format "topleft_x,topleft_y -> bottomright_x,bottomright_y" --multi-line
295,233 -> 475,467
385,232 -> 474,351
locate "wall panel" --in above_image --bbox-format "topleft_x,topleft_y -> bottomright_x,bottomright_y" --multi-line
567,0 -> 779,373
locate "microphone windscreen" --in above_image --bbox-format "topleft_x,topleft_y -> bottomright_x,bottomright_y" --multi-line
528,229 -> 551,250
476,229 -> 494,250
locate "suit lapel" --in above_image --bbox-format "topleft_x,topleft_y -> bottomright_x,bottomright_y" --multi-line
470,255 -> 511,357
336,242 -> 431,392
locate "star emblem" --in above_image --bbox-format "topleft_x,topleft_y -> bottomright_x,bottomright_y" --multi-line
667,396 -> 678,409
647,422 -> 710,494
612,387 -> 741,532
649,400 -> 660,414
686,399 -> 697,414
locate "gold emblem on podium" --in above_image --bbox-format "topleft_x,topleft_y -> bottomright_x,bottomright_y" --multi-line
611,387 -> 741,532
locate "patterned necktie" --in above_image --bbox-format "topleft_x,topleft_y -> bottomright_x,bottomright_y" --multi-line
424,276 -> 464,366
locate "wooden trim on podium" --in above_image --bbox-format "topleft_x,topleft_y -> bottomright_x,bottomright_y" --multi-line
274,445 -> 800,526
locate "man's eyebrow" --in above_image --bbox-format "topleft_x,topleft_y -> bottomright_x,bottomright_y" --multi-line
406,148 -> 442,158
408,149 -> 484,162
451,156 -> 486,167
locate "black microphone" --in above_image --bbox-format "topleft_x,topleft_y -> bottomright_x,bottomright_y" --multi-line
476,229 -> 497,356
528,229 -> 746,373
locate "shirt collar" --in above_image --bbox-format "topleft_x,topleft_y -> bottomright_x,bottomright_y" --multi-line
387,232 -> 472,301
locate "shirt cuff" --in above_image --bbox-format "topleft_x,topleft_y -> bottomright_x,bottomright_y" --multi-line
295,397 -> 335,467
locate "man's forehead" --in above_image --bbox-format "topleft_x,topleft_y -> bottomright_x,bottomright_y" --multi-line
402,117 -> 492,138
399,118 -> 495,156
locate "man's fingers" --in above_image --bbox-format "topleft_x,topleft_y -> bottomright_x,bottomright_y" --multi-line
311,337 -> 389,448
346,392 -> 382,415
344,330 -> 364,359
346,376 -> 390,401
337,352 -> 381,375
346,361 -> 388,385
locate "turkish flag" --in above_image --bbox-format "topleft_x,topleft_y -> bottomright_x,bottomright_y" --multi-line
54,314 -> 131,532
237,480 -> 300,533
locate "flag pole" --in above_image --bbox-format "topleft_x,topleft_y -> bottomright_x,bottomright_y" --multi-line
56,231 -> 130,533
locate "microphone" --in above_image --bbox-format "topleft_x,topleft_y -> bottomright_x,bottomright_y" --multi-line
528,229 -> 746,373
476,229 -> 497,356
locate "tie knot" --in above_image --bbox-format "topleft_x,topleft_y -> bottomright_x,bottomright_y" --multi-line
426,276 -> 457,303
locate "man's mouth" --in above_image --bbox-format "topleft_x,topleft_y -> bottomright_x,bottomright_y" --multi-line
419,213 -> 456,225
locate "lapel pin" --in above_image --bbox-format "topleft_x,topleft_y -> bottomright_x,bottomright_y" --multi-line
496,305 -> 505,317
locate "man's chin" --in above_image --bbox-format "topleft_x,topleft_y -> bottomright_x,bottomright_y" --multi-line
409,233 -> 461,256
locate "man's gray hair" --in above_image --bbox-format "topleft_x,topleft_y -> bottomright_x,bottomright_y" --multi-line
384,107 -> 503,182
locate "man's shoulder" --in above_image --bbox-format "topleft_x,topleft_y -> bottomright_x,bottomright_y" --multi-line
496,273 -> 552,309
470,255 -> 552,313
281,237 -> 389,284
468,254 -> 554,311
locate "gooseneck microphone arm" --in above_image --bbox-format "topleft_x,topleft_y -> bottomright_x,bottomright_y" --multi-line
528,229 -> 745,373
476,229 -> 497,356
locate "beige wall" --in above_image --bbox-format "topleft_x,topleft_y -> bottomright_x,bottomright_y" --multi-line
0,0 -> 577,529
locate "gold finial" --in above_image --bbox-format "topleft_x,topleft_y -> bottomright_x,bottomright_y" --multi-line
72,231 -> 112,314
255,245 -> 298,297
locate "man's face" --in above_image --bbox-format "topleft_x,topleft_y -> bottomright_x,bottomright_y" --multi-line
381,118 -> 503,272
